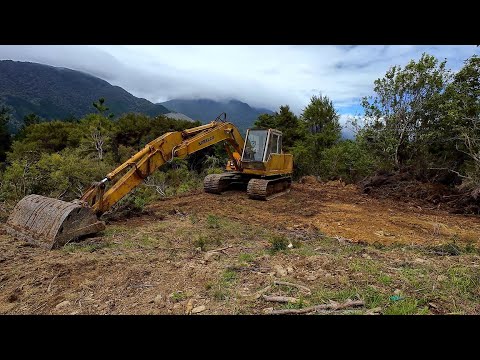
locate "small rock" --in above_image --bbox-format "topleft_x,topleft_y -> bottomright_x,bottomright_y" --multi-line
274,265 -> 287,277
262,307 -> 274,314
154,294 -> 164,305
286,266 -> 294,274
55,300 -> 71,309
195,247 -> 202,252
437,275 -> 448,282
394,289 -> 401,295
191,305 -> 206,314
361,253 -> 372,259
428,302 -> 439,309
204,251 -> 221,262
366,307 -> 382,315
287,242 -> 293,249
306,274 -> 317,281
185,299 -> 194,314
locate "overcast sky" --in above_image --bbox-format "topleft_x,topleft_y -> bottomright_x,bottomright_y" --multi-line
0,45 -> 478,119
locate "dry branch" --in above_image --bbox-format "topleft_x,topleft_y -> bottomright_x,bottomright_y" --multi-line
208,245 -> 233,253
252,285 -> 272,299
47,272 -> 61,293
267,300 -> 365,315
273,280 -> 311,295
263,295 -> 299,303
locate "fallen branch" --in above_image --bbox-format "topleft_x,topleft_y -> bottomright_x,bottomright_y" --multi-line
208,245 -> 233,253
313,249 -> 332,256
47,272 -> 61,293
252,285 -> 272,300
273,281 -> 311,295
365,307 -> 382,315
131,284 -> 154,289
32,302 -> 48,313
156,246 -> 191,252
267,300 -> 365,315
263,295 -> 299,303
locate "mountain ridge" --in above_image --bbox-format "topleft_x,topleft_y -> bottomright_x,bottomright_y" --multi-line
0,60 -> 170,131
159,98 -> 274,133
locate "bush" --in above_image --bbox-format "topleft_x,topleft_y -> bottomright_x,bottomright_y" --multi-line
0,148 -> 113,201
268,235 -> 289,253
318,140 -> 376,183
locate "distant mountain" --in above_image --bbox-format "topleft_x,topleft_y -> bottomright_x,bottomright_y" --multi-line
0,60 -> 170,132
164,112 -> 195,122
159,98 -> 274,133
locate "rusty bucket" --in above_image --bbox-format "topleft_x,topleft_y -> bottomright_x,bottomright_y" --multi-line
5,194 -> 105,249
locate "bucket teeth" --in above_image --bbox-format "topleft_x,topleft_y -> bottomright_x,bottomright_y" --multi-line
5,194 -> 105,249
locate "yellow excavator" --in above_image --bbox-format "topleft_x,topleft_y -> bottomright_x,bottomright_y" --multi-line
5,113 -> 293,249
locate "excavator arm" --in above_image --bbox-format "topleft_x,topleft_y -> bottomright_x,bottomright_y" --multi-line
80,119 -> 245,215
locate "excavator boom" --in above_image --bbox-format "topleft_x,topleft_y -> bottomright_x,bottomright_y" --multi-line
5,117 -> 245,248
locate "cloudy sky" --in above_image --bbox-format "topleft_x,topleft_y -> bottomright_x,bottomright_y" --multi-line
0,45 -> 478,120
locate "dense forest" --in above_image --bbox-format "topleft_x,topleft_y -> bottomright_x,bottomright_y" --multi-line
0,60 -> 170,132
1,52 -> 479,218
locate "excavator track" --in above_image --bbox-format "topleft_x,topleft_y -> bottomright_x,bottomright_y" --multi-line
204,173 -> 245,194
247,177 -> 292,200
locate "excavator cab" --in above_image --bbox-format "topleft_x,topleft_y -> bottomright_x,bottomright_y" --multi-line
241,129 -> 283,163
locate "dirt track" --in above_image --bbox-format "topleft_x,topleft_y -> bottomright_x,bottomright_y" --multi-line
1,181 -> 479,315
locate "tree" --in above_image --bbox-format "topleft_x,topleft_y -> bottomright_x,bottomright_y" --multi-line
23,113 -> 42,127
301,94 -> 341,149
302,94 -> 341,134
360,53 -> 450,168
254,106 -> 303,149
0,107 -> 12,162
14,113 -> 43,141
254,113 -> 278,129
77,114 -> 117,161
93,97 -> 114,118
438,55 -> 480,185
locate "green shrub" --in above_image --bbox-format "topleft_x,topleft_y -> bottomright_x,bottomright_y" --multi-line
269,235 -> 289,253
318,140 -> 376,183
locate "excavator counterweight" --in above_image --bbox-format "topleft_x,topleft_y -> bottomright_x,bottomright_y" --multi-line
5,113 -> 293,249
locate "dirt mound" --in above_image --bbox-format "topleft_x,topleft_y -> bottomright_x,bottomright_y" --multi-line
299,176 -> 319,184
360,172 -> 480,214
324,180 -> 347,188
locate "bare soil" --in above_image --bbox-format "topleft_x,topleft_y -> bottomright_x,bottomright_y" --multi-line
1,181 -> 479,315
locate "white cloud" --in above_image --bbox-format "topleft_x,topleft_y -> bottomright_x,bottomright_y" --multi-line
0,45 -> 478,115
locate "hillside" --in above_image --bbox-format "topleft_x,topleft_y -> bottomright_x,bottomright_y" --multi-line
163,112 -> 195,122
0,60 -> 170,132
159,98 -> 274,133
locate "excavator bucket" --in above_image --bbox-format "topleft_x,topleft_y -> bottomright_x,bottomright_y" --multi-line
5,194 -> 105,249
